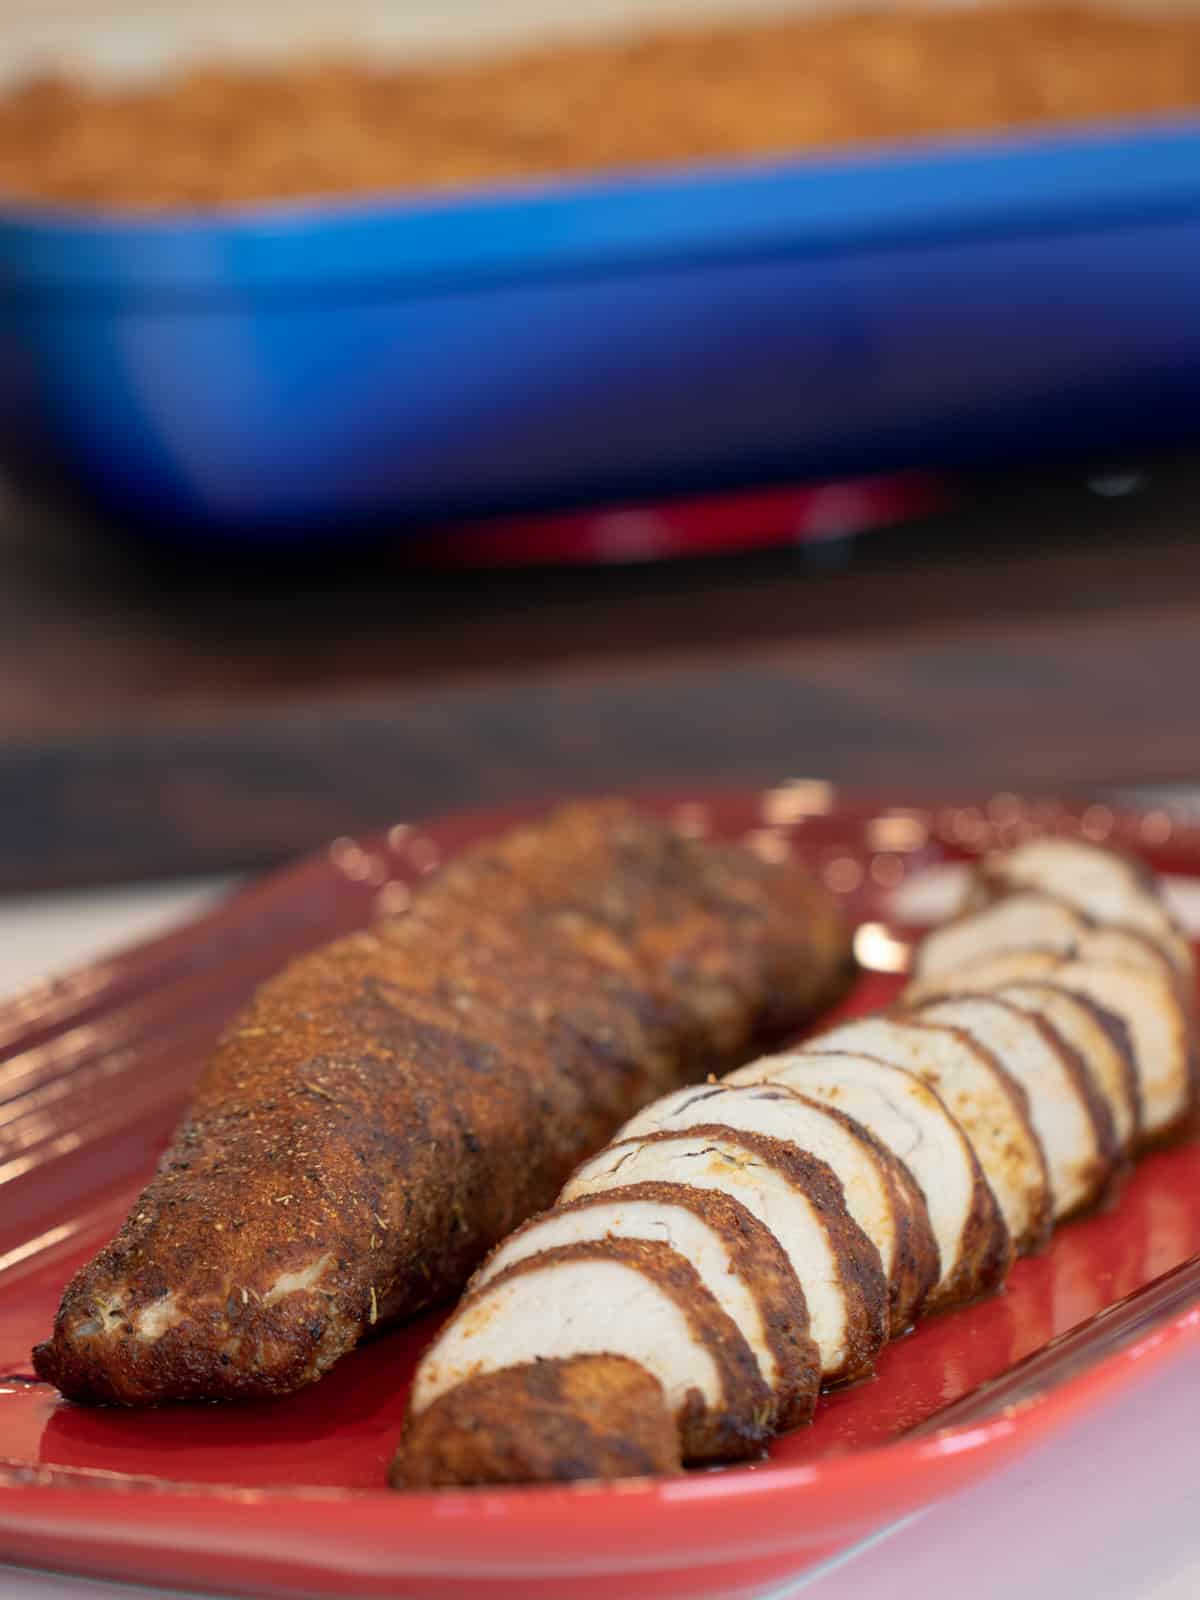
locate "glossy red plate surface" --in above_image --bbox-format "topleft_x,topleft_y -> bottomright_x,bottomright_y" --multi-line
2,786 -> 1198,1600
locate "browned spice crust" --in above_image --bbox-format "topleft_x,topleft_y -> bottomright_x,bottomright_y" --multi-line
34,800 -> 850,1406
395,1355 -> 681,1488
925,1165 -> 1011,1314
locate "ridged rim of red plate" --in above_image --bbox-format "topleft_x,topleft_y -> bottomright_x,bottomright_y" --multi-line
1,784 -> 1198,1597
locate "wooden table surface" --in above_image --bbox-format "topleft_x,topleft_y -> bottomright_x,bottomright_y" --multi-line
3,453 -> 1199,893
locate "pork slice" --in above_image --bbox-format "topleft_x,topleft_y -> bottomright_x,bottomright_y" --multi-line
813,1015 -> 1050,1254
564,1128 -> 887,1384
1070,925 -> 1190,984
410,1237 -> 772,1464
614,1081 -> 936,1333
967,836 -> 1192,979
1048,961 -> 1196,1142
730,1050 -> 1010,1309
398,1355 -> 682,1486
471,1181 -> 816,1428
909,953 -> 1194,1143
985,981 -> 1142,1156
912,894 -> 1094,981
902,949 -> 1062,1007
910,995 -> 1115,1218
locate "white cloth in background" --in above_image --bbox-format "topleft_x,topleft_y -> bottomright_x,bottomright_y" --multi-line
0,878 -> 236,1004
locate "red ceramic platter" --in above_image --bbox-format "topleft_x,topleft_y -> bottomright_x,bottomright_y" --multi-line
1,786 -> 1198,1600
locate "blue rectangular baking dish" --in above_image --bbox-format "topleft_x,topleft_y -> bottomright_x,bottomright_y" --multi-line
4,120 -> 1200,540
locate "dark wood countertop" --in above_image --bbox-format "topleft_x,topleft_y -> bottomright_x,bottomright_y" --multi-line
3,454 -> 1199,892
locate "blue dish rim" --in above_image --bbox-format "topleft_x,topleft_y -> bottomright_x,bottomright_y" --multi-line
4,115 -> 1200,296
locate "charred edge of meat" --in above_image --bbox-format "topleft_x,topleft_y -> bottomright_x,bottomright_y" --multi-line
394,1355 -> 682,1488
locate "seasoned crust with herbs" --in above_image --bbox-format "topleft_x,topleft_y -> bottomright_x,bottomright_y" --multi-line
395,1356 -> 682,1488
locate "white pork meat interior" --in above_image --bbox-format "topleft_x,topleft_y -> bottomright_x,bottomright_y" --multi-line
914,893 -> 1175,985
472,1196 -> 779,1399
986,981 -> 1140,1154
813,1015 -> 1048,1252
614,1082 -> 898,1283
971,836 -> 1191,977
727,1051 -> 974,1300
913,893 -> 1093,981
1048,961 -> 1192,1139
563,1132 -> 854,1377
411,1256 -> 722,1417
912,994 -> 1105,1218
903,948 -> 1061,1006
1070,925 -> 1182,978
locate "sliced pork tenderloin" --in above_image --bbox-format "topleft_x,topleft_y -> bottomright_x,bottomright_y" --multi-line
729,1051 -> 1010,1309
908,995 -> 1116,1218
472,1182 -> 819,1428
904,948 -> 1060,1007
812,1015 -> 1051,1254
906,952 -> 1194,1144
1048,962 -> 1196,1142
612,1082 -> 938,1333
966,836 -> 1192,980
409,1237 -> 773,1465
981,982 -> 1142,1157
564,1128 -> 888,1384
911,892 -> 1173,985
398,1355 -> 682,1487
